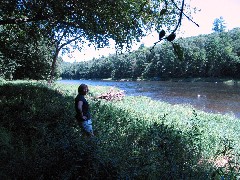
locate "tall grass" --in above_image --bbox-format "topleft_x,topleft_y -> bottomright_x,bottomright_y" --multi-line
0,80 -> 239,179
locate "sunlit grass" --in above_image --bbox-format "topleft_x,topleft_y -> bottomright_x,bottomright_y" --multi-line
56,81 -> 240,178
0,80 -> 239,179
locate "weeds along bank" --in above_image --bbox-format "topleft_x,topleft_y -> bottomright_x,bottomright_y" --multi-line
85,84 -> 240,179
0,80 -> 239,179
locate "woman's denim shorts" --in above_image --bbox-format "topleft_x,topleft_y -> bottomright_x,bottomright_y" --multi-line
80,119 -> 93,134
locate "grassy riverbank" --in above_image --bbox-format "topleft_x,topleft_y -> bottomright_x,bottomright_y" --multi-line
0,80 -> 239,179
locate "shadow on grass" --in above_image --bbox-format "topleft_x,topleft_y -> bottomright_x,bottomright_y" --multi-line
90,101 -> 217,179
0,82 -> 118,179
0,82 -> 222,179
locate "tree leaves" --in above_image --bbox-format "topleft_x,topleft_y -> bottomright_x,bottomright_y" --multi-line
0,24 -> 54,80
172,42 -> 184,61
212,16 -> 227,33
160,9 -> 167,16
0,0 -> 194,82
0,0 -> 188,49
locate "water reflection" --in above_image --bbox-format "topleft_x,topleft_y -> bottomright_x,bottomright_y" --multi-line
59,80 -> 240,118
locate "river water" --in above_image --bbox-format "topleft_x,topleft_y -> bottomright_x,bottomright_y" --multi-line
59,79 -> 240,119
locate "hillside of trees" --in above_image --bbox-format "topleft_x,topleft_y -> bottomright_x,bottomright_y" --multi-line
60,28 -> 240,80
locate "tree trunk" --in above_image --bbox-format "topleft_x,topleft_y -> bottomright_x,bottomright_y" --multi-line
48,49 -> 60,84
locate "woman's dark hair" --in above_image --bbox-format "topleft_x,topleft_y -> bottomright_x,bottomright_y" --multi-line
78,84 -> 88,94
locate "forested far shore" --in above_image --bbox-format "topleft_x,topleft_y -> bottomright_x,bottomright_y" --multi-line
60,28 -> 240,80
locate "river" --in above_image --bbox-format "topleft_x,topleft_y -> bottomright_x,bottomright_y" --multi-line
59,79 -> 240,119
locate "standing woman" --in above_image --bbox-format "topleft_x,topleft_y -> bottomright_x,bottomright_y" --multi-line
75,84 -> 94,137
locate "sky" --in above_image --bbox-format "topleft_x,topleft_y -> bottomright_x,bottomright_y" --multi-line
61,0 -> 240,62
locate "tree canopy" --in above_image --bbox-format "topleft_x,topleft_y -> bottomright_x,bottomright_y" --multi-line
0,0 -> 192,47
212,16 -> 227,33
0,0 -> 194,81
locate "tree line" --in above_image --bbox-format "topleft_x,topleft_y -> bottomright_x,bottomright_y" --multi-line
60,28 -> 240,80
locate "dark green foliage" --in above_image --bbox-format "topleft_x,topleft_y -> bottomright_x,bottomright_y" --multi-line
91,101 -> 208,179
0,24 -> 55,80
0,51 -> 18,80
0,0 -> 192,82
61,28 -> 240,80
90,96 -> 240,179
172,42 -> 184,61
0,0 -> 181,47
160,9 -> 167,16
0,82 -> 118,179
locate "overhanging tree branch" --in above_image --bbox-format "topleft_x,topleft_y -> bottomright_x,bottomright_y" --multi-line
172,0 -> 185,33
150,0 -> 199,52
59,35 -> 82,50
1,0 -> 195,83
170,0 -> 199,28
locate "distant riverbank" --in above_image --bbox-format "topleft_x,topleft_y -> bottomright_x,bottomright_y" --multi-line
66,77 -> 240,84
